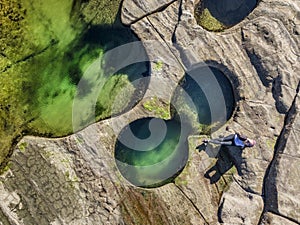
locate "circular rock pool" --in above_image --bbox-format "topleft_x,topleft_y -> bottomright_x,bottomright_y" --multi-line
115,65 -> 235,188
195,0 -> 258,31
172,65 -> 235,129
115,118 -> 189,188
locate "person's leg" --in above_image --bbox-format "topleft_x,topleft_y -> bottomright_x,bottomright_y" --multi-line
209,139 -> 232,146
222,134 -> 235,142
206,137 -> 222,145
203,134 -> 235,145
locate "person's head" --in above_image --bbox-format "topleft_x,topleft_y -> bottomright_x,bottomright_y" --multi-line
244,138 -> 256,147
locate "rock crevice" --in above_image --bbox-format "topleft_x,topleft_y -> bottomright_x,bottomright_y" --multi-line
121,0 -> 178,25
260,81 -> 300,223
174,183 -> 209,224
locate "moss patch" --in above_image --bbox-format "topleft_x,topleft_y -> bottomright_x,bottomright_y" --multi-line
82,0 -> 122,25
153,61 -> 163,71
96,74 -> 135,120
1,162 -> 12,173
216,167 -> 236,199
142,97 -> 170,120
18,142 -> 27,152
266,137 -> 277,149
195,8 -> 226,32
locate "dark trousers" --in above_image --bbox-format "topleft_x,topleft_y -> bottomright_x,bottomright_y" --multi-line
209,134 -> 235,146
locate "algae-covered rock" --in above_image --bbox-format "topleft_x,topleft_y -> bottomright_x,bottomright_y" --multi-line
0,0 -> 85,166
0,0 -> 146,167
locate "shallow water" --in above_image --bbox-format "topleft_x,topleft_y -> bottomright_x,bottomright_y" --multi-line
27,26 -> 149,136
0,0 -> 148,166
195,0 -> 258,31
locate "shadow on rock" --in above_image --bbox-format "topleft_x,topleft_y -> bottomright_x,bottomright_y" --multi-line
196,143 -> 243,184
200,0 -> 257,27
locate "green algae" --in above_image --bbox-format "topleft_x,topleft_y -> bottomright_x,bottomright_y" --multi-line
18,142 -> 27,152
0,0 -> 148,168
153,61 -> 163,71
115,66 -> 235,187
142,97 -> 170,120
81,0 -> 123,25
195,8 -> 226,32
195,0 -> 258,32
95,73 -> 135,120
22,0 -> 80,49
0,0 -> 83,166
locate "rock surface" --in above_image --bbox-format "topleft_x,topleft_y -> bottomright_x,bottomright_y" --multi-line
0,0 -> 300,224
261,212 -> 299,225
121,0 -> 177,25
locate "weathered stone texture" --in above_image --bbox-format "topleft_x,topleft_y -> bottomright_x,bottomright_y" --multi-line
1,0 -> 300,224
122,0 -> 176,25
219,182 -> 264,225
262,212 -> 299,225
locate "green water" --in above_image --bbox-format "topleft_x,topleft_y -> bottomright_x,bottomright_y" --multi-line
115,65 -> 235,187
0,0 -> 148,166
115,118 -> 189,187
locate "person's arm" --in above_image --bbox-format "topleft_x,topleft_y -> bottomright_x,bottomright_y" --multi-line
226,126 -> 247,141
237,133 -> 248,141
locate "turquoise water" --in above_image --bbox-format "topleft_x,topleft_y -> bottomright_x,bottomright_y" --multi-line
28,25 -> 149,136
115,65 -> 235,187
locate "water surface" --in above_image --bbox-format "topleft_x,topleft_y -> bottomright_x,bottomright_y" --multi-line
0,0 -> 149,167
115,65 -> 235,187
115,118 -> 189,187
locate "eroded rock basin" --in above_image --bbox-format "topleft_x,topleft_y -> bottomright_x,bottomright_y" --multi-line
195,0 -> 258,31
115,118 -> 188,187
1,0 -> 300,223
115,65 -> 235,188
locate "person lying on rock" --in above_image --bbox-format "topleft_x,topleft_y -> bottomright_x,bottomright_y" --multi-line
203,127 -> 256,149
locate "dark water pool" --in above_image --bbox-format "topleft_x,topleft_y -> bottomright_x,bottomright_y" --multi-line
197,0 -> 257,28
172,65 -> 235,129
115,65 -> 235,187
115,118 -> 189,188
